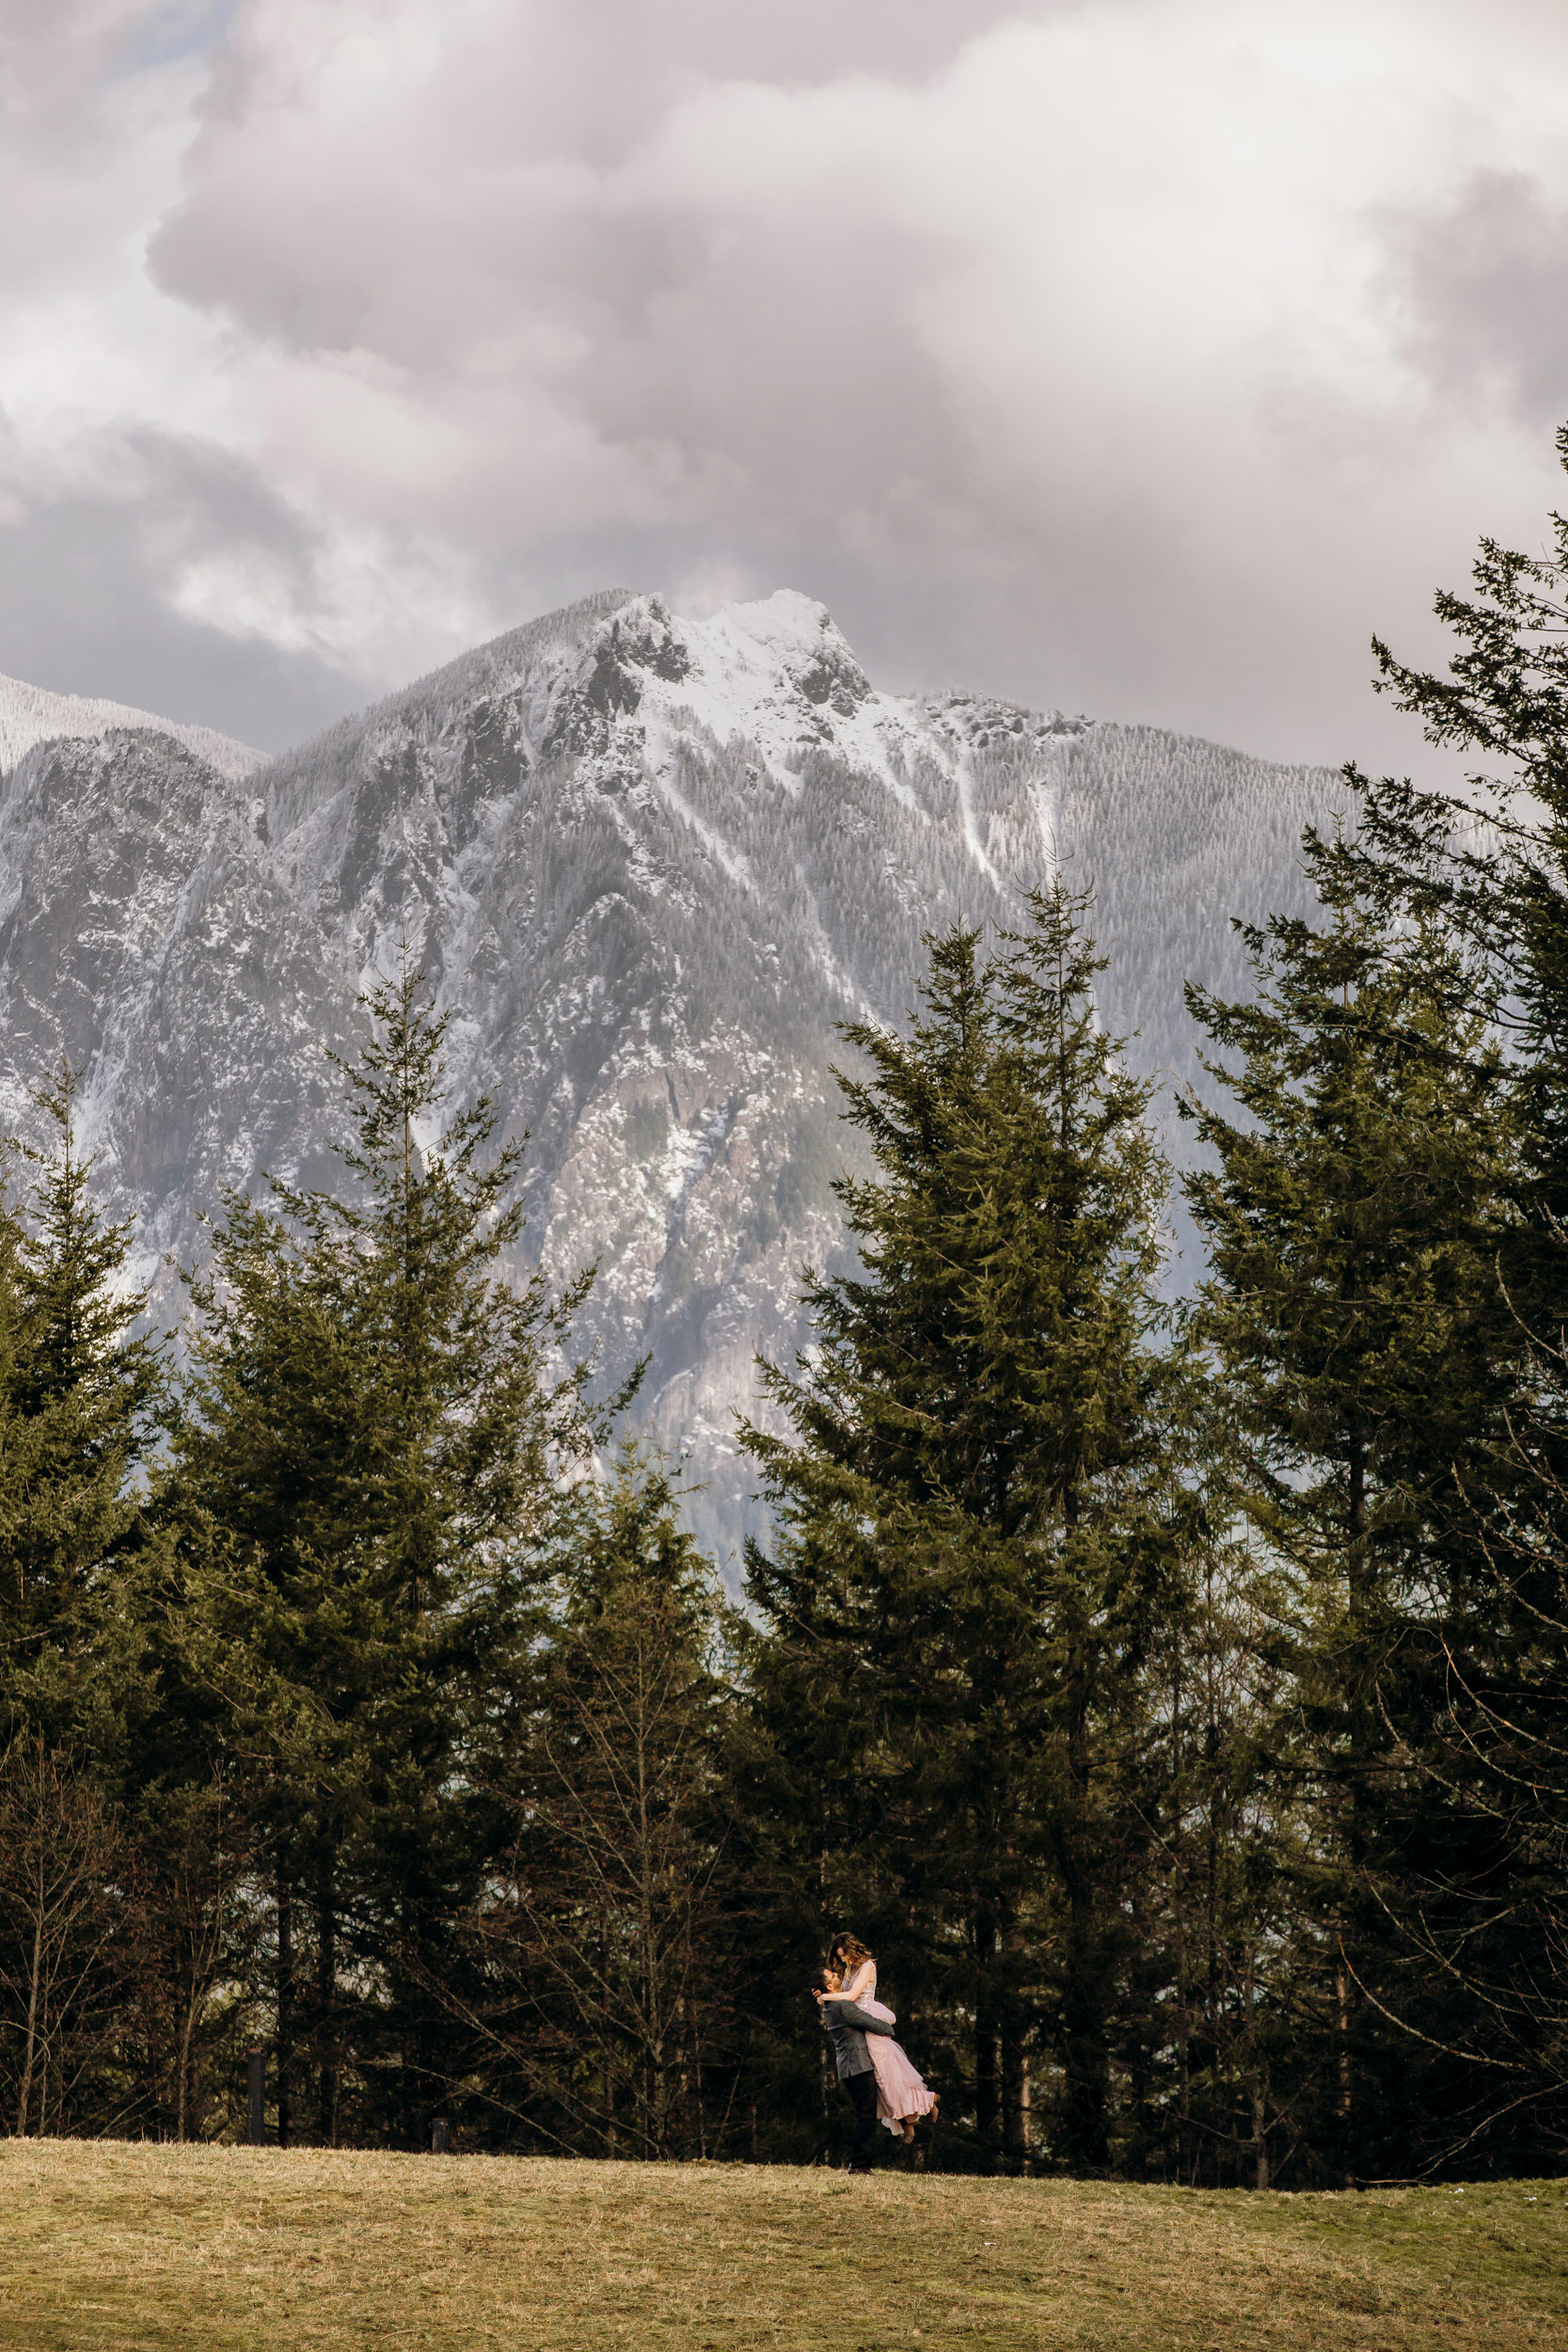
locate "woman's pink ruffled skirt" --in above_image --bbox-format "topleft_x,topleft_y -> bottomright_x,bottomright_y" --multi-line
862,1999 -> 936,2132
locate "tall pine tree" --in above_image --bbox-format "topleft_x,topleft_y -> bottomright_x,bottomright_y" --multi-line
744,883 -> 1188,2170
1293,424 -> 1568,2164
449,1450 -> 734,2158
0,1059 -> 165,1756
178,962 -> 616,2146
1183,857 -> 1526,2172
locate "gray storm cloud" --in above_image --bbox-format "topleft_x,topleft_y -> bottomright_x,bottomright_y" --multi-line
3,0 -> 1568,764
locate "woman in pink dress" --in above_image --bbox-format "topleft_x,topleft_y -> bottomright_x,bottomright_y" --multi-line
825,1934 -> 937,2142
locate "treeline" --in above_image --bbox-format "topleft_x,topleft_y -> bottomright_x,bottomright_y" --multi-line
7,467 -> 1568,2186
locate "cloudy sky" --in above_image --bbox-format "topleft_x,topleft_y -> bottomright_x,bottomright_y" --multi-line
3,0 -> 1566,764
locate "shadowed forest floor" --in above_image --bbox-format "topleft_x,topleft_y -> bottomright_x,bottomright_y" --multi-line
1,2140 -> 1564,2350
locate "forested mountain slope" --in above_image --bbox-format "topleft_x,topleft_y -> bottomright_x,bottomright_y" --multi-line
0,591 -> 1349,1557
0,671 -> 262,780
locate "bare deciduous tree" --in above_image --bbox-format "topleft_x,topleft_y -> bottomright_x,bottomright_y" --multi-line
136,1772 -> 260,2142
0,1743 -> 123,2136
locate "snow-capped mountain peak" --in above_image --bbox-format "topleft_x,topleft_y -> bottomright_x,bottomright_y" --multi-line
641,590 -> 905,816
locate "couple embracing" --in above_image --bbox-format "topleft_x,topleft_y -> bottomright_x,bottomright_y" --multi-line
812,1932 -> 937,2175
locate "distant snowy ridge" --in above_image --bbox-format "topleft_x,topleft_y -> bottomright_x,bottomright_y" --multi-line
0,671 -> 265,783
0,589 -> 1353,1563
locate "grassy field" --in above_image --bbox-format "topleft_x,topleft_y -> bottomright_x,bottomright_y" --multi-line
0,2140 -> 1564,2352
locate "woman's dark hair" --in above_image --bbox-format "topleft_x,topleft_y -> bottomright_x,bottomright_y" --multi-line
831,1933 -> 873,1969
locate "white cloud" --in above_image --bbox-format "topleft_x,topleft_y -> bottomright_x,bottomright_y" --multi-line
3,0 -> 1568,761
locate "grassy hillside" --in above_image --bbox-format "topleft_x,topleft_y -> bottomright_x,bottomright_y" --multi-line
1,2143 -> 1564,2351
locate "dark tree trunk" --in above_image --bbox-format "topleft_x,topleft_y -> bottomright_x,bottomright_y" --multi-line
317,1852 -> 337,2146
974,1900 -> 1001,2172
276,1869 -> 293,2148
1061,1670 -> 1109,2169
1000,1908 -> 1028,2172
1061,1872 -> 1110,2168
1173,1653 -> 1192,2182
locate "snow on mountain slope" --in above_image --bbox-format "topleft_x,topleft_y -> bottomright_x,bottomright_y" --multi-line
0,673 -> 265,783
0,726 -> 357,1274
0,596 -> 1352,1563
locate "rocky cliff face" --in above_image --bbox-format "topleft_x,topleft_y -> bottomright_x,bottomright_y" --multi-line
0,591 -> 1348,1564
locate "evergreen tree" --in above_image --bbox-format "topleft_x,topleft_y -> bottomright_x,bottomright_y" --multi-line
1313,427 -> 1568,1393
1183,861 -> 1527,2171
0,1061 -> 165,1753
743,883 -> 1188,2171
1296,424 -> 1568,2164
451,1451 -> 734,2158
178,962 -> 615,2146
1185,879 -> 1519,1734
0,1067 -> 254,2141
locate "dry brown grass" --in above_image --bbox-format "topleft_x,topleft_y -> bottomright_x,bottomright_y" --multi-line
0,2138 -> 1564,2351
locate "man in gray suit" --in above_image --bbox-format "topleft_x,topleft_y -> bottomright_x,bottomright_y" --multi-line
812,1968 -> 895,2173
